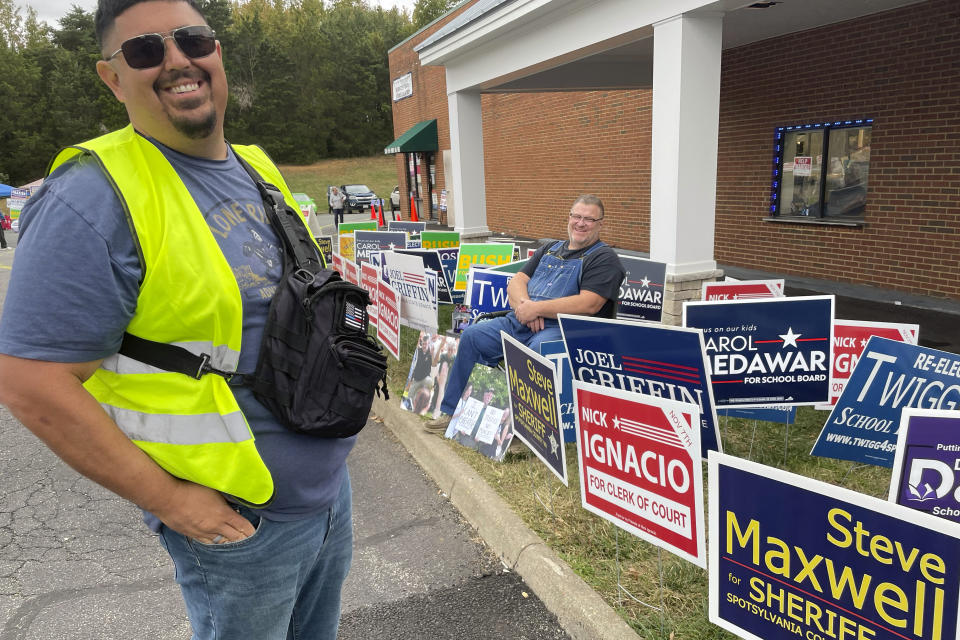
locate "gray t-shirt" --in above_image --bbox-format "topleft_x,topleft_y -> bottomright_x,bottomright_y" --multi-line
0,136 -> 354,530
521,240 -> 625,318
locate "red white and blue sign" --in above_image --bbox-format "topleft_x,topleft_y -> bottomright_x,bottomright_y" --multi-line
376,281 -> 401,360
710,451 -> 960,640
388,220 -> 426,233
683,296 -> 834,407
502,333 -> 567,484
701,278 -> 784,301
396,249 -> 453,304
558,314 -> 721,458
360,262 -> 379,325
354,230 -> 407,263
813,337 -> 960,467
575,380 -> 705,566
616,256 -> 666,322
539,340 -> 576,443
889,409 -> 960,524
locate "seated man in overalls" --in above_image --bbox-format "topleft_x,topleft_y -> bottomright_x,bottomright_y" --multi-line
427,194 -> 625,433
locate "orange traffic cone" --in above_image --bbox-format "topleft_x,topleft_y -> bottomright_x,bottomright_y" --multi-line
369,200 -> 377,220
377,200 -> 385,227
409,194 -> 419,222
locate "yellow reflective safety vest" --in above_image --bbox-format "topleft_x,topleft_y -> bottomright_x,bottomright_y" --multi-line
47,125 -> 304,507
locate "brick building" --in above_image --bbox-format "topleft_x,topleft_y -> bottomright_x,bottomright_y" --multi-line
387,0 -> 960,310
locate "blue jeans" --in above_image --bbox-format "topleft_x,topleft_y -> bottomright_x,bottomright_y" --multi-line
158,473 -> 353,640
439,313 -> 561,414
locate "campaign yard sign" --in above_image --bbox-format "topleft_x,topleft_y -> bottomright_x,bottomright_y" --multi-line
684,296 -> 834,408
490,259 -> 528,274
539,340 -> 576,443
360,262 -> 380,325
342,258 -> 359,285
331,252 -> 343,273
338,234 -> 355,262
396,249 -> 453,304
889,409 -> 960,525
819,319 -> 919,408
421,230 -> 460,250
388,220 -> 426,233
812,337 -> 960,467
382,252 -> 438,333
616,255 -> 666,322
559,314 -> 722,458
466,268 -> 513,318
337,220 -> 378,235
701,279 -> 784,301
376,281 -> 400,360
454,243 -> 515,293
437,247 -> 462,304
717,405 -> 797,424
314,235 -> 333,265
502,334 -> 567,484
574,380 -> 705,567
354,230 -> 407,263
709,451 -> 960,640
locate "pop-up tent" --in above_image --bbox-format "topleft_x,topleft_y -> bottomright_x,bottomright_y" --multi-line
0,184 -> 12,198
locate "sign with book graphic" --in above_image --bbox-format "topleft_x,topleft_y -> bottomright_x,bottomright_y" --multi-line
709,451 -> 960,640
683,296 -> 834,407
575,380 -> 705,567
616,256 -> 666,322
559,315 -> 721,458
811,337 -> 960,467
502,333 -> 567,484
889,409 -> 960,524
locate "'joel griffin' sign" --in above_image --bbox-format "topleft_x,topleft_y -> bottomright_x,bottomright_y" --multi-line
502,333 -> 567,484
684,296 -> 834,407
575,380 -> 705,567
709,451 -> 960,640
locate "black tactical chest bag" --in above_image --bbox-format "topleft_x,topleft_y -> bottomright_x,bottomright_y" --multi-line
119,153 -> 388,438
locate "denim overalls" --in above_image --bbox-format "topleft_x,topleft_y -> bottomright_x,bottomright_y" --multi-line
439,240 -> 607,414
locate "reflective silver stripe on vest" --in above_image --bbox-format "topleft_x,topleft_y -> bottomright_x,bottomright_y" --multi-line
102,341 -> 240,376
103,404 -> 251,445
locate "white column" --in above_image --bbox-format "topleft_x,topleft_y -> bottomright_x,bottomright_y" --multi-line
447,90 -> 488,237
650,13 -> 723,275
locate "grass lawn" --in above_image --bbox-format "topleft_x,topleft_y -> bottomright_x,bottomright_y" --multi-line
279,155 -> 399,207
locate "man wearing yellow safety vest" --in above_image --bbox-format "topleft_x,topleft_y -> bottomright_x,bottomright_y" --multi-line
0,0 -> 355,637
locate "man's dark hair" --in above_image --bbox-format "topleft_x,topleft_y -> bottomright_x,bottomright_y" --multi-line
95,0 -> 206,48
573,194 -> 604,219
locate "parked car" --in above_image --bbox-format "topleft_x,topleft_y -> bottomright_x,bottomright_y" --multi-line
390,185 -> 401,209
340,184 -> 377,213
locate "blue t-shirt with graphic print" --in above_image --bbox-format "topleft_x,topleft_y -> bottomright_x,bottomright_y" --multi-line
0,136 -> 354,530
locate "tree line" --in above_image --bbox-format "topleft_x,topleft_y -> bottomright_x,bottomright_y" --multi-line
0,0 -> 457,185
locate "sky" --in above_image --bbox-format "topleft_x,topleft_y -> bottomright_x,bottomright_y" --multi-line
23,0 -> 417,29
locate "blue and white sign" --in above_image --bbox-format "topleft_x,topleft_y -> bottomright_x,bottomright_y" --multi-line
684,296 -> 834,407
388,221 -> 426,233
717,405 -> 797,424
396,249 -> 452,304
616,256 -> 666,322
812,337 -> 960,467
539,340 -> 576,443
558,315 -> 721,458
710,451 -> 960,640
889,409 -> 960,524
354,230 -> 407,263
437,247 -> 462,304
466,268 -> 513,318
382,251 -> 438,332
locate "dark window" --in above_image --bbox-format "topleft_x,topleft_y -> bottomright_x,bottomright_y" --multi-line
770,120 -> 872,220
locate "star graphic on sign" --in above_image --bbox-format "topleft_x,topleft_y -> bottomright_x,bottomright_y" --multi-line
613,415 -> 621,430
860,338 -> 867,349
779,327 -> 801,348
640,276 -> 650,287
388,243 -> 397,249
549,433 -> 559,457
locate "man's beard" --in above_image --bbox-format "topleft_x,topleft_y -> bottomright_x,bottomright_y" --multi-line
170,105 -> 218,139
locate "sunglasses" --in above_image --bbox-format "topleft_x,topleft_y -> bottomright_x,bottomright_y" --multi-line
105,25 -> 217,69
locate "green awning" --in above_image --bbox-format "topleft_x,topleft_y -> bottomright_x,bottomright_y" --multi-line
384,119 -> 438,155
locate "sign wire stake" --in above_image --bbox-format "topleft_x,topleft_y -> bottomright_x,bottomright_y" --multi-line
841,461 -> 867,485
748,419 -> 759,459
614,529 -> 662,614
782,422 -> 790,467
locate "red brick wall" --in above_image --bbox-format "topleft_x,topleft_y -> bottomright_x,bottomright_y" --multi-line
716,0 -> 960,300
482,91 -> 651,249
389,6 -> 475,223
391,0 -> 960,301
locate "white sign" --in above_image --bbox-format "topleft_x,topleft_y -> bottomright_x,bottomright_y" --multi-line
392,72 -> 413,102
793,156 -> 812,176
